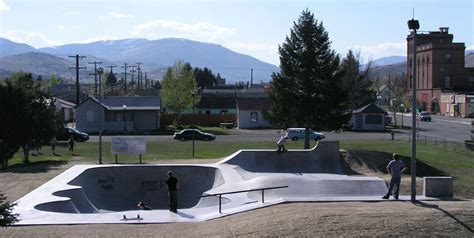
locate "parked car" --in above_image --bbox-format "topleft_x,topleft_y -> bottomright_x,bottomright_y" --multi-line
417,111 -> 432,121
286,128 -> 325,141
173,129 -> 216,141
56,127 -> 89,142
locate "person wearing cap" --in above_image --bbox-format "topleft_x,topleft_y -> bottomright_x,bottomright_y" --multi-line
137,202 -> 152,210
166,171 -> 179,213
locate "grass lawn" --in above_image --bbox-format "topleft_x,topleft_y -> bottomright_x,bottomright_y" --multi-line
340,140 -> 474,198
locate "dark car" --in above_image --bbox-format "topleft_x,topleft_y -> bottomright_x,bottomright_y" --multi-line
56,127 -> 89,142
173,129 -> 216,141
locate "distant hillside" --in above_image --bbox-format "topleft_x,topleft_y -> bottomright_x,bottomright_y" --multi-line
370,56 -> 405,67
369,62 -> 406,81
0,38 -> 36,57
39,38 -> 279,83
0,52 -> 76,79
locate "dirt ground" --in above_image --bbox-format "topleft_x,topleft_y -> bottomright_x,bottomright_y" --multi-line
1,155 -> 473,237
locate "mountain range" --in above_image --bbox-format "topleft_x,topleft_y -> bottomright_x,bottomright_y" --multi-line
0,38 -> 279,84
1,37 -> 473,84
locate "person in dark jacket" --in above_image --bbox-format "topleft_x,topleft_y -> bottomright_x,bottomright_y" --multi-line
166,171 -> 179,212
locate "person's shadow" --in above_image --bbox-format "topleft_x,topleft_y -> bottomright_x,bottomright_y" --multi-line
414,201 -> 473,233
176,211 -> 195,219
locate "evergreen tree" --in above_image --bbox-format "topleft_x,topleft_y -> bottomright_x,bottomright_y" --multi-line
341,50 -> 376,110
160,60 -> 200,124
105,71 -> 117,86
264,9 -> 349,149
194,67 -> 217,88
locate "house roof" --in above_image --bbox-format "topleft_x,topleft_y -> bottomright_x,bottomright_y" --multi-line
352,103 -> 387,114
55,98 -> 76,109
80,96 -> 161,110
237,97 -> 271,111
196,94 -> 236,109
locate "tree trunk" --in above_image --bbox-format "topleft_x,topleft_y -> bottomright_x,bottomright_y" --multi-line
22,144 -> 30,164
304,126 -> 310,149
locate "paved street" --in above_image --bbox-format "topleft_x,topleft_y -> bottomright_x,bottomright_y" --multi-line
87,113 -> 473,143
391,112 -> 473,142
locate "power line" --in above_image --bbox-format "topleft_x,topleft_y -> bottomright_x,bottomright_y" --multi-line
68,54 -> 86,105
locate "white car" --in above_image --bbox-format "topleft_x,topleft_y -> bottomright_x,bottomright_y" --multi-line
286,128 -> 325,141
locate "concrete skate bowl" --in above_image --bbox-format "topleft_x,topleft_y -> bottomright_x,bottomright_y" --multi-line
222,141 -> 343,174
34,165 -> 226,213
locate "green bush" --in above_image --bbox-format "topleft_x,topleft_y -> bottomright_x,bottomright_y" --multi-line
0,192 -> 19,227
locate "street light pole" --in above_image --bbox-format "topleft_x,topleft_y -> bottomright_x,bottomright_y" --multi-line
97,67 -> 104,164
408,18 -> 419,203
192,92 -> 195,158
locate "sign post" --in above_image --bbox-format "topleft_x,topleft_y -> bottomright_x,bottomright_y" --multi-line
111,137 -> 147,163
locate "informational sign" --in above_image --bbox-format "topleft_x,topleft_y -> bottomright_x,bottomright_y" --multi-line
111,137 -> 146,155
455,95 -> 465,104
441,95 -> 454,103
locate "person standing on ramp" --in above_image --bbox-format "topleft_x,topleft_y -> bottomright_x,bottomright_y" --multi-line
166,171 -> 179,213
382,153 -> 407,200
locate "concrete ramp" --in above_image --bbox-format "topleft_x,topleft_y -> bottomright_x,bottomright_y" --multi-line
220,141 -> 342,174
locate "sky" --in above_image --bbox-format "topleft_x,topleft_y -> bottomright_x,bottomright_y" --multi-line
0,0 -> 473,65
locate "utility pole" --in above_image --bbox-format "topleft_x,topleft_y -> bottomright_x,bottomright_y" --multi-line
130,65 -> 137,90
250,68 -> 253,88
68,54 -> 86,105
144,71 -> 148,89
136,62 -> 143,90
88,61 -> 102,97
121,63 -> 129,93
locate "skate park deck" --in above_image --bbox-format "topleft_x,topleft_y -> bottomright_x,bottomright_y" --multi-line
13,141 -> 430,225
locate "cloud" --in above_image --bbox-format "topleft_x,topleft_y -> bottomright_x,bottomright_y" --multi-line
0,31 -> 62,48
467,45 -> 474,51
107,12 -> 134,19
57,25 -> 65,31
0,0 -> 9,11
349,42 -> 406,60
132,19 -> 236,42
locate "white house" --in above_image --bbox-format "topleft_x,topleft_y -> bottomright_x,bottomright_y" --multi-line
236,97 -> 272,129
75,96 -> 161,133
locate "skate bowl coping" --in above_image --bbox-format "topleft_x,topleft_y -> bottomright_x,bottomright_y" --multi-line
221,141 -> 343,174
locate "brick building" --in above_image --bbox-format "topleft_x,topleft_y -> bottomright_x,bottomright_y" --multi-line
407,27 -> 474,117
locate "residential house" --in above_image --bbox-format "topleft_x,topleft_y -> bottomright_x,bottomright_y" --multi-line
75,96 -> 161,133
350,103 -> 387,131
53,98 -> 75,123
236,97 -> 272,129
376,84 -> 395,110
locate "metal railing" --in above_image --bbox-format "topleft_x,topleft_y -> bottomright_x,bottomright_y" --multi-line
200,185 -> 289,213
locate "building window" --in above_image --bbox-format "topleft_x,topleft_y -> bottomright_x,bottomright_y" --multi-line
250,112 -> 258,123
445,52 -> 452,62
86,111 -> 95,123
445,76 -> 451,88
365,114 -> 382,125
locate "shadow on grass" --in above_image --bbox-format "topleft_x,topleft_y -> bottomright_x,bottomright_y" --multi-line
1,160 -> 68,174
340,150 -> 446,177
414,201 -> 473,233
